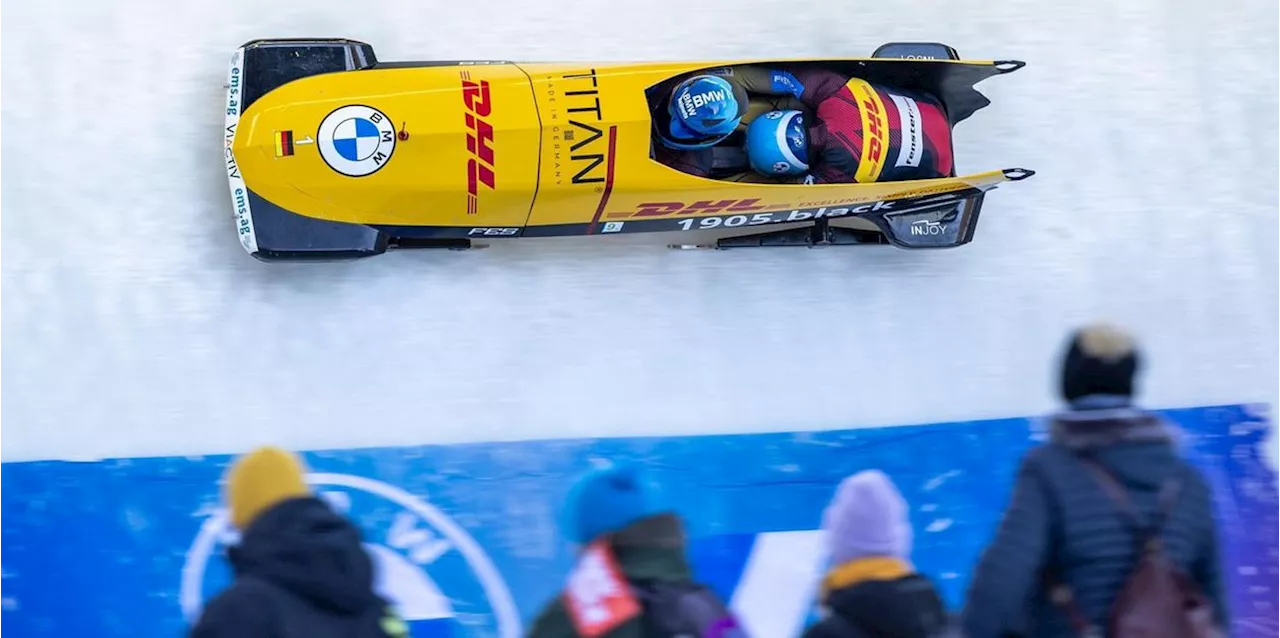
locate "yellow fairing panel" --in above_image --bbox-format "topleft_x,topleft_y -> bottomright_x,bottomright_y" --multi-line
234,63 -> 539,227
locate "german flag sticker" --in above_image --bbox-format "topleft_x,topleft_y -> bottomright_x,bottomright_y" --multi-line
274,130 -> 295,157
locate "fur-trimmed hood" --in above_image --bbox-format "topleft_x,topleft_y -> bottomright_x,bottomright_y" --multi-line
1049,403 -> 1181,451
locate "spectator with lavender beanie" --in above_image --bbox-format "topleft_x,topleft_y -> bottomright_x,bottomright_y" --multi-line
802,470 -> 951,638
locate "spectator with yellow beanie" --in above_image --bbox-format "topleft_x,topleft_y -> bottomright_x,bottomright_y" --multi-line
188,446 -> 408,638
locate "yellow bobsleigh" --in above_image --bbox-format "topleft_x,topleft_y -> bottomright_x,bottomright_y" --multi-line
223,38 -> 1033,262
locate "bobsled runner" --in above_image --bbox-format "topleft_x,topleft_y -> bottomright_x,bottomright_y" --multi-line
223,38 -> 1034,262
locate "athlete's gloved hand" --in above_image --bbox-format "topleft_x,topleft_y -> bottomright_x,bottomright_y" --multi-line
769,71 -> 805,99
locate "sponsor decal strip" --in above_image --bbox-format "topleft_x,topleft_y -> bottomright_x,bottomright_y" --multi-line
844,78 -> 889,183
374,184 -> 993,242
224,47 -> 257,255
890,94 -> 923,168
584,126 -> 618,234
520,191 -> 982,239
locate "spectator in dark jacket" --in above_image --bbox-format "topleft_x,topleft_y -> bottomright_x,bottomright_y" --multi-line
803,470 -> 951,638
960,323 -> 1228,637
527,463 -> 722,638
189,446 -> 407,638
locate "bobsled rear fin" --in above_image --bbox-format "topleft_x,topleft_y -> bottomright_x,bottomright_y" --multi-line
866,168 -> 1035,249
712,168 -> 1035,251
872,42 -> 961,61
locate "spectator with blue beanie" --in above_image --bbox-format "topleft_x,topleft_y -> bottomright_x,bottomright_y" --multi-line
527,462 -> 742,638
558,462 -> 668,546
802,470 -> 950,638
960,322 -> 1228,637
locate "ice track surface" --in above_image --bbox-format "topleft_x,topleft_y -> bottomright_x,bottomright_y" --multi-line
1,0 -> 1277,463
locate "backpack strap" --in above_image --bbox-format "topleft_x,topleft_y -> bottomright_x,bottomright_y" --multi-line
1044,456 -> 1184,637
1077,456 -> 1183,550
1043,572 -> 1099,638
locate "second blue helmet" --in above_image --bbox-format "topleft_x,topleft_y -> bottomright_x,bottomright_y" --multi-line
745,110 -> 809,176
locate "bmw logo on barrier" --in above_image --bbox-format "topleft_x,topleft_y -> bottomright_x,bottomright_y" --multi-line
317,105 -> 398,176
180,473 -> 522,637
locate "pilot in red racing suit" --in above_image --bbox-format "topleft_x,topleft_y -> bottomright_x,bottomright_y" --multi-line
651,65 -> 954,184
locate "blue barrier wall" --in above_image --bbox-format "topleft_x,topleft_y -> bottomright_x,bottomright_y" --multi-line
3,404 -> 1276,637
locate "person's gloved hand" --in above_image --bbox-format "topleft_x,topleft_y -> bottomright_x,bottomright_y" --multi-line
770,70 -> 805,98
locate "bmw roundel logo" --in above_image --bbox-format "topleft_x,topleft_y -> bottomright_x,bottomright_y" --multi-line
317,105 -> 398,177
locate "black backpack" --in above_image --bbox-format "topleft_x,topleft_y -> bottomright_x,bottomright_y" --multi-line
631,580 -> 749,638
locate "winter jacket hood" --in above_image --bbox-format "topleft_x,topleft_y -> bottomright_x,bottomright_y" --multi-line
227,496 -> 383,614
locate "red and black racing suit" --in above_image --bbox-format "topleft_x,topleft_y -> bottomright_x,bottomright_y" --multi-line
653,67 -> 954,184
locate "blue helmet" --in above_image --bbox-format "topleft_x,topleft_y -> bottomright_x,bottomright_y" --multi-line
665,75 -> 743,149
745,110 -> 809,176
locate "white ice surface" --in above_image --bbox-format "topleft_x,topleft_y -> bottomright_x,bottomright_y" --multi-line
2,0 -> 1277,463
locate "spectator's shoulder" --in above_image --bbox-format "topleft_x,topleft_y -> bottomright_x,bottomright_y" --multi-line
205,578 -> 267,611
188,578 -> 276,637
801,613 -> 866,638
1005,444 -> 1076,503
526,596 -> 577,638
527,594 -> 650,638
1017,443 -> 1063,475
1171,454 -> 1215,502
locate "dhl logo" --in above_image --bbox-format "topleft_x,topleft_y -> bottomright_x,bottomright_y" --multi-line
607,199 -> 767,219
461,71 -> 495,215
845,78 -> 888,183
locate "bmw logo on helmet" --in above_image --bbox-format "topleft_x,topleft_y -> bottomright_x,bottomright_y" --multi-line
745,110 -> 809,177
318,105 -> 398,177
665,74 -> 744,148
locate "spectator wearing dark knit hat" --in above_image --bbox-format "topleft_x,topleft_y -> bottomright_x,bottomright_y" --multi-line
188,446 -> 407,638
960,323 -> 1228,638
1059,320 -> 1141,409
801,470 -> 951,638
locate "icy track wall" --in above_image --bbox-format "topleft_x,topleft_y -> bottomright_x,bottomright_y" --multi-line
2,0 -> 1278,635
